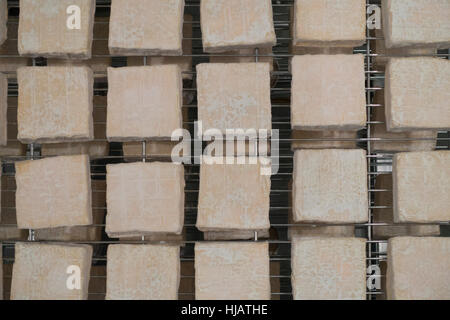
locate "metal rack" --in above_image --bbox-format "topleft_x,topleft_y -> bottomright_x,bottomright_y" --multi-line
1,0 -> 449,300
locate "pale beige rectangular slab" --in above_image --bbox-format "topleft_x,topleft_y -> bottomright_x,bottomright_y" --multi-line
106,162 -> 184,237
371,90 -> 437,152
47,17 -> 111,74
127,14 -> 193,80
291,55 -> 366,131
195,242 -> 270,300
200,0 -> 276,53
11,243 -> 92,300
293,0 -> 366,47
381,0 -> 450,49
387,237 -> 450,300
393,151 -> 450,223
288,6 -> 357,54
33,180 -> 105,241
18,0 -> 95,58
41,96 -> 108,158
15,155 -> 92,229
385,57 -> 450,131
17,66 -> 93,144
287,179 -> 355,239
0,72 -> 6,146
109,0 -> 184,56
373,174 -> 440,239
107,65 -> 182,141
106,244 -> 179,300
293,149 -> 368,223
197,63 -> 272,132
197,159 -> 270,232
292,237 -> 366,300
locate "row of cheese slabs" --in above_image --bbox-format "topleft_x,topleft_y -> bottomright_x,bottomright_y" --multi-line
8,1 -> 450,58
3,237 -> 450,300
1,55 -> 449,147
11,150 -> 450,234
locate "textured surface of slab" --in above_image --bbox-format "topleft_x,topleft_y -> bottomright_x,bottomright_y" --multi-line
18,0 -> 95,58
106,162 -> 184,237
291,55 -> 366,130
387,237 -> 450,300
287,179 -> 355,239
382,0 -> 450,49
200,0 -> 276,53
373,174 -> 440,239
127,14 -> 193,80
197,63 -> 271,132
372,90 -> 437,152
393,151 -> 450,223
107,65 -> 182,141
17,66 -> 93,143
292,237 -> 366,300
197,160 -> 270,231
293,0 -> 365,47
195,242 -> 270,300
15,155 -> 92,229
47,17 -> 111,74
109,0 -> 184,56
293,149 -> 368,223
106,245 -> 179,300
41,96 -> 108,158
385,57 -> 450,131
11,243 -> 92,300
33,180 -> 105,241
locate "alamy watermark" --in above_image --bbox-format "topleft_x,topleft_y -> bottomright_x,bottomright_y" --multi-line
367,5 -> 381,30
170,121 -> 279,176
66,265 -> 82,290
65,4 -> 382,31
66,5 -> 81,30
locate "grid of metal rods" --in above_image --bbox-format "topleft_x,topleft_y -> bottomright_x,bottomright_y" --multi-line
1,0 -> 449,300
